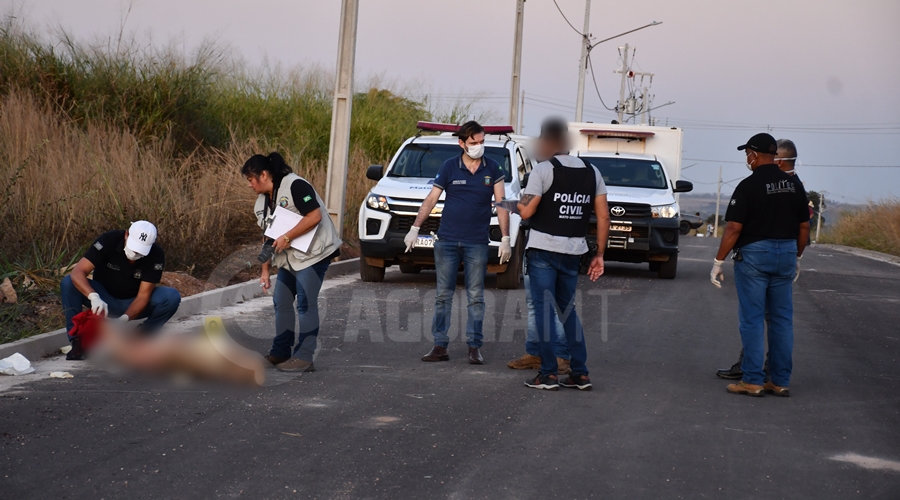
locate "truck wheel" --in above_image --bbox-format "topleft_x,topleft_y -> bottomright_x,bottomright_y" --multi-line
496,233 -> 524,289
399,264 -> 421,274
657,254 -> 677,279
359,257 -> 385,282
679,221 -> 691,235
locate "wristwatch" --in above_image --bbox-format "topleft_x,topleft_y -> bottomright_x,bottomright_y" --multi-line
283,235 -> 291,244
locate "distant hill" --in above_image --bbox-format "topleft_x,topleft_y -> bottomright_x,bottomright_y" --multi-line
678,193 -> 860,225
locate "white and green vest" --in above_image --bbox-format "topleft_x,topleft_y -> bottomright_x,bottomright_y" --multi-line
254,173 -> 342,271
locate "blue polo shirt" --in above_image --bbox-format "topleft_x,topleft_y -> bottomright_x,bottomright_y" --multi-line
432,154 -> 505,243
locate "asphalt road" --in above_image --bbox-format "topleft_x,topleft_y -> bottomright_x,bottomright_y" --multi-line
2,238 -> 899,499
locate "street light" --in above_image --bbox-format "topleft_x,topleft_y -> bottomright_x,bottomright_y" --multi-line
575,20 -> 662,122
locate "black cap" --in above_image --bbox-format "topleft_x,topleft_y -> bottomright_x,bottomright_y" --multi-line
737,133 -> 778,155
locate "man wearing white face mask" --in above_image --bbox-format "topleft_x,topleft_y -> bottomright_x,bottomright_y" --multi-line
710,133 -> 810,397
715,138 -> 810,380
408,121 -> 510,364
60,220 -> 182,360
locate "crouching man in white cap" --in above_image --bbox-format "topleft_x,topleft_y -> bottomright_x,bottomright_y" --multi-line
60,221 -> 182,360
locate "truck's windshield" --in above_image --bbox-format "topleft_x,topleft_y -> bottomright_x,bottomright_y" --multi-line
388,143 -> 512,182
580,157 -> 668,189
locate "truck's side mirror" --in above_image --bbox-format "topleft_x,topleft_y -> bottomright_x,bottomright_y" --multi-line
366,165 -> 384,181
674,180 -> 693,193
521,172 -> 530,189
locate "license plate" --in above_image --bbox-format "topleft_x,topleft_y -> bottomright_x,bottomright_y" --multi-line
414,236 -> 435,248
610,225 -> 632,232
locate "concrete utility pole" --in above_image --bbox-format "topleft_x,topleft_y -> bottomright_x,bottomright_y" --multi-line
714,165 -> 722,237
324,0 -> 359,236
517,90 -> 525,133
508,0 -> 525,131
640,87 -> 649,125
616,43 -> 630,122
816,191 -> 825,242
574,0 -> 591,122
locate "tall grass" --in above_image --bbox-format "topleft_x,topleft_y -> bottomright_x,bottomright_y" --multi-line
820,200 -> 900,257
0,17 -> 458,276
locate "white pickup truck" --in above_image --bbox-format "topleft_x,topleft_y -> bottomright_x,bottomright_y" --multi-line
569,123 -> 693,278
357,122 -> 534,289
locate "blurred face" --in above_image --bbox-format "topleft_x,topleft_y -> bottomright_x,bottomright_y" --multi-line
247,171 -> 274,195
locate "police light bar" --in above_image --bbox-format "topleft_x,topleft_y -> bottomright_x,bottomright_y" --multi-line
579,129 -> 655,140
417,121 -> 515,135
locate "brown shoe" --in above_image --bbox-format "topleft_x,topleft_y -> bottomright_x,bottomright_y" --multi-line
422,345 -> 449,362
468,347 -> 484,365
264,354 -> 290,366
557,358 -> 572,375
507,353 -> 541,370
276,358 -> 315,372
726,380 -> 765,397
763,381 -> 790,397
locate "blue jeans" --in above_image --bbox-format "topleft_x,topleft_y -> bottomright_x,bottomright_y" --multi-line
526,249 -> 588,377
524,274 -> 569,359
734,239 -> 797,387
432,240 -> 488,348
60,275 -> 182,338
271,258 -> 331,361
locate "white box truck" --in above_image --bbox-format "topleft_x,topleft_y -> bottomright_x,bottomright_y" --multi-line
568,123 -> 693,278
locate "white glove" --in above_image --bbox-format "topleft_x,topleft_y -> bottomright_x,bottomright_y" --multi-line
794,254 -> 802,283
403,226 -> 420,253
710,259 -> 725,288
499,236 -> 512,264
116,314 -> 130,323
88,292 -> 108,317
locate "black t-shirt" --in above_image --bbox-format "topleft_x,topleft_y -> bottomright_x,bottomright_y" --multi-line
725,164 -> 810,248
263,177 -> 321,218
289,179 -> 321,215
83,230 -> 165,299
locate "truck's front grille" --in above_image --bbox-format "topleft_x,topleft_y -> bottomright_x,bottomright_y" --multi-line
390,215 -> 441,234
608,202 -> 652,218
607,236 -> 628,249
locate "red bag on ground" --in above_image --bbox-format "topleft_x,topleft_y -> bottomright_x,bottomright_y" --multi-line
70,310 -> 105,351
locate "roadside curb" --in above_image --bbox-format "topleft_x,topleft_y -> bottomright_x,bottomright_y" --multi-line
815,244 -> 900,267
0,258 -> 360,362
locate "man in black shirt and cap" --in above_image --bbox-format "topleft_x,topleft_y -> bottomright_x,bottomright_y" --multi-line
61,220 -> 182,360
714,138 -> 810,380
710,133 -> 810,397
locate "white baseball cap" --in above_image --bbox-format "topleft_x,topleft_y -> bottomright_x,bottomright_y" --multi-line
125,220 -> 157,256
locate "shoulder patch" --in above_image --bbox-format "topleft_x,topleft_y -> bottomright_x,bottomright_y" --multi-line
303,195 -> 312,203
730,199 -> 737,206
94,242 -> 103,250
154,263 -> 164,271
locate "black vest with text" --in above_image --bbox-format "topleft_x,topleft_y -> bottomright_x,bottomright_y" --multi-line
528,157 -> 596,238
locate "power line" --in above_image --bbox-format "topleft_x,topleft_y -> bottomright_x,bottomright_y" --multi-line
552,0 -> 585,37
587,54 -> 616,111
683,158 -> 900,168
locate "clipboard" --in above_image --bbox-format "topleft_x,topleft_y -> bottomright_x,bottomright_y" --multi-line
264,206 -> 319,253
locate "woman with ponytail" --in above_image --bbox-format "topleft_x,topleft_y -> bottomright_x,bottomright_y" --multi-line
242,152 -> 342,372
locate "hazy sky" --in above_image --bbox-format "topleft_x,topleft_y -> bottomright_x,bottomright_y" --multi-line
12,0 -> 900,202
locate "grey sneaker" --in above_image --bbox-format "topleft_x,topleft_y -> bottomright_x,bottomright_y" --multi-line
276,358 -> 315,373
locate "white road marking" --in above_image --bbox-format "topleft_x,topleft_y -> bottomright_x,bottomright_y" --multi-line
724,427 -> 766,434
830,453 -> 900,473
